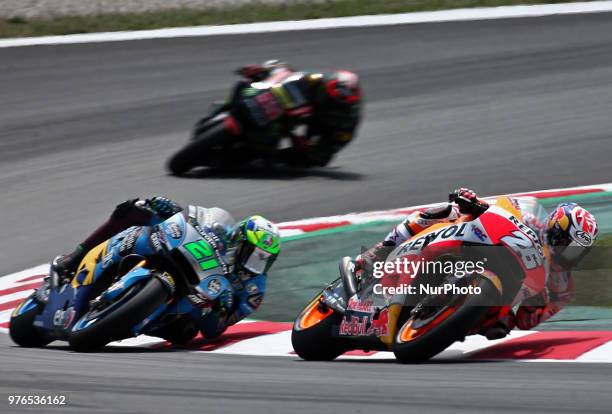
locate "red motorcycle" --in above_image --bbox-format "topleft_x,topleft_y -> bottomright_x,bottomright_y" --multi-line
292,197 -> 548,363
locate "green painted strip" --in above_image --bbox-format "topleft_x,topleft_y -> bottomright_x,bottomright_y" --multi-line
282,220 -> 396,242
538,191 -> 612,206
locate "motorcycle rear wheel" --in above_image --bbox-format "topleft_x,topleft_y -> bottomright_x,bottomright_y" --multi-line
392,276 -> 500,364
167,123 -> 231,175
68,278 -> 168,351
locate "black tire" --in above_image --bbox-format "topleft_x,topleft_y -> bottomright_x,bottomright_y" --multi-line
68,278 -> 168,351
292,299 -> 346,361
393,277 -> 499,364
167,123 -> 231,175
9,297 -> 52,347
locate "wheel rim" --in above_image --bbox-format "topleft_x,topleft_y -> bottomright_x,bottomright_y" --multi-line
397,277 -> 483,343
297,296 -> 333,330
398,306 -> 457,342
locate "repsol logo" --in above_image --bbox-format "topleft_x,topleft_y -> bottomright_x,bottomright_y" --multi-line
398,223 -> 468,254
508,215 -> 540,245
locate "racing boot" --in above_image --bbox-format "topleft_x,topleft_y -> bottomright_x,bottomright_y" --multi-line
151,318 -> 198,346
480,310 -> 516,340
482,322 -> 511,340
50,246 -> 86,286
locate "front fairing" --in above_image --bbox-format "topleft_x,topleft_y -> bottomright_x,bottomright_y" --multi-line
32,281 -> 88,340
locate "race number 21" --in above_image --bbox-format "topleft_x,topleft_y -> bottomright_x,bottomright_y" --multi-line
184,240 -> 219,271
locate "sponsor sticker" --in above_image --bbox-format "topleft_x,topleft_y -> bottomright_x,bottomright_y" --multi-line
207,278 -> 222,295
165,223 -> 183,240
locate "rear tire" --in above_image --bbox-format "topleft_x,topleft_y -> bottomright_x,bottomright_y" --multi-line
68,278 -> 168,351
167,123 -> 231,175
9,298 -> 52,347
292,298 -> 346,361
393,277 -> 499,364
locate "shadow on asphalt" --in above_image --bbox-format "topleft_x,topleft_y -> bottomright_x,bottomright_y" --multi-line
171,166 -> 366,181
306,358 -> 505,365
8,344 -> 175,354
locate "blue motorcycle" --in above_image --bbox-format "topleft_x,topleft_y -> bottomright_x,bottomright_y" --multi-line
10,212 -> 232,351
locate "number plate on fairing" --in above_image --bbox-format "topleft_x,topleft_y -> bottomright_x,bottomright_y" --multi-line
178,224 -> 225,279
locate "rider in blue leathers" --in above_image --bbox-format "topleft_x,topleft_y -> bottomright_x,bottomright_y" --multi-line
52,197 -> 281,344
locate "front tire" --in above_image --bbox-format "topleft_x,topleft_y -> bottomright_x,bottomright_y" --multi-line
9,297 -> 52,347
167,123 -> 231,175
68,278 -> 168,351
393,277 -> 500,363
292,296 -> 346,361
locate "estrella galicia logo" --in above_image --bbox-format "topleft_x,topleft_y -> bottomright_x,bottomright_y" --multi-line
165,222 -> 183,240
246,283 -> 258,294
247,293 -> 263,309
207,278 -> 222,295
119,228 -> 141,254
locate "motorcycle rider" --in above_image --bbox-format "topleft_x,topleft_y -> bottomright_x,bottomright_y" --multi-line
52,197 -> 281,343
214,59 -> 362,167
356,188 -> 599,340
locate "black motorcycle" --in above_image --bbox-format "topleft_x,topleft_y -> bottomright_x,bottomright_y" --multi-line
167,73 -> 311,175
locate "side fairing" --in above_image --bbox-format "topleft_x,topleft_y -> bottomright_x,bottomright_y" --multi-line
177,224 -> 228,280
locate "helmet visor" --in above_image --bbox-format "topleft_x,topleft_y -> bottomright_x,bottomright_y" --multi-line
243,246 -> 273,275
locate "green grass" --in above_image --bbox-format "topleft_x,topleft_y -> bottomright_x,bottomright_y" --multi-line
0,0 -> 596,38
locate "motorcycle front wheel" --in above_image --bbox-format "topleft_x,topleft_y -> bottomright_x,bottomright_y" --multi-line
68,278 -> 168,351
291,294 -> 346,361
167,123 -> 232,175
9,296 -> 52,347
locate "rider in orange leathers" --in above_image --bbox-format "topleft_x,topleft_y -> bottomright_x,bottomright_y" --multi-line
356,188 -> 599,339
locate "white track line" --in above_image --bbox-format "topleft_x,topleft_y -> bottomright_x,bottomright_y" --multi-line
576,341 -> 612,362
0,290 -> 37,305
1,1 -> 612,48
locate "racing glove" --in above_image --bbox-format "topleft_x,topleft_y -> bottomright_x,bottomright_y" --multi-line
145,197 -> 183,219
449,188 -> 489,217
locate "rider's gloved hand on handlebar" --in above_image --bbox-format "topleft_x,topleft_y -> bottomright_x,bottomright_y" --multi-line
145,197 -> 182,219
353,242 -> 396,278
449,187 -> 489,217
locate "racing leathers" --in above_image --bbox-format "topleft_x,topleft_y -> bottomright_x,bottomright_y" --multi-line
357,188 -> 574,339
222,60 -> 361,167
53,197 -> 266,341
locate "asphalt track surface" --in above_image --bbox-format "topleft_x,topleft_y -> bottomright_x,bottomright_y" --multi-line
2,11 -> 612,414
